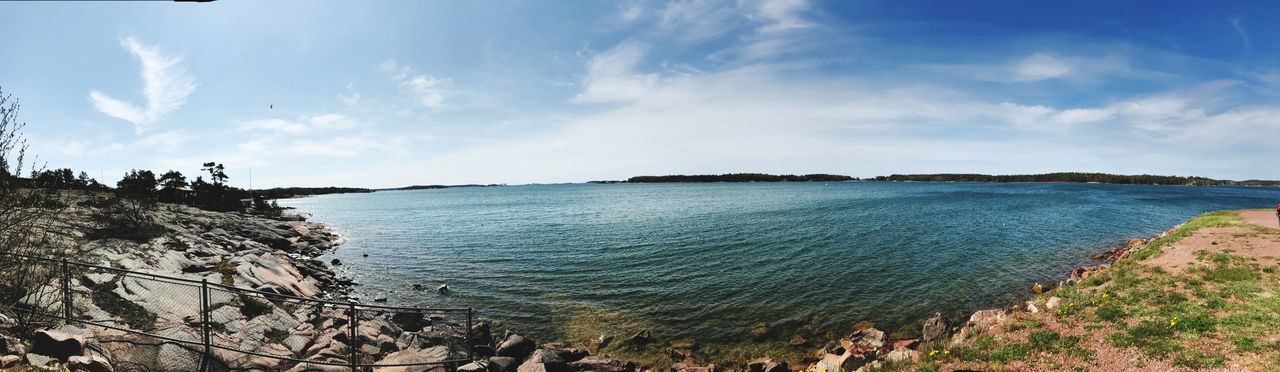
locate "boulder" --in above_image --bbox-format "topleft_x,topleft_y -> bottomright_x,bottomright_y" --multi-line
489,356 -> 520,372
391,312 -> 428,332
31,329 -> 86,360
0,355 -> 20,368
517,349 -> 570,372
569,356 -> 637,372
966,309 -> 1006,334
459,361 -> 488,372
921,313 -> 947,342
496,334 -> 536,359
884,348 -> 918,363
543,343 -> 588,363
471,322 -> 493,347
1026,301 -> 1039,314
848,322 -> 885,348
67,354 -> 113,372
1032,283 -> 1044,294
25,353 -> 57,368
157,343 -> 202,371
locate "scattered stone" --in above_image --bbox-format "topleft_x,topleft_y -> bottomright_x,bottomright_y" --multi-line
31,329 -> 87,360
921,313 -> 948,342
1045,296 -> 1062,310
373,296 -> 388,303
363,253 -> 369,257
745,358 -> 787,372
330,258 -> 341,265
412,284 -> 424,290
1032,283 -> 1044,294
892,339 -> 919,350
1026,301 -> 1039,314
67,354 -> 112,372
789,335 -> 807,346
0,334 -> 23,356
437,284 -> 449,294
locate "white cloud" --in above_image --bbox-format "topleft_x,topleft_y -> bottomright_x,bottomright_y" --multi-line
1010,53 -> 1075,82
238,118 -> 308,134
572,41 -> 661,103
745,0 -> 813,32
89,37 -> 197,133
380,60 -> 449,108
236,114 -> 359,134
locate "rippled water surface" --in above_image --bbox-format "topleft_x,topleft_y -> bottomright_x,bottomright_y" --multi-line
281,182 -> 1279,342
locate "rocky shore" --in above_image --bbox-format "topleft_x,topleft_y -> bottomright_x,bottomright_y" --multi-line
0,192 -> 1204,372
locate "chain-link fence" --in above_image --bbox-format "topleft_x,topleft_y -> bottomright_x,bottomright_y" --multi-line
0,251 -> 473,371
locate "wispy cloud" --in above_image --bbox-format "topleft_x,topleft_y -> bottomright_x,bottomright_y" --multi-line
380,60 -> 450,108
745,0 -> 813,33
89,37 -> 197,133
1228,16 -> 1251,54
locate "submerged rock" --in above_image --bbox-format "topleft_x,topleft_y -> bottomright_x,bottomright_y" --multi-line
921,313 -> 947,342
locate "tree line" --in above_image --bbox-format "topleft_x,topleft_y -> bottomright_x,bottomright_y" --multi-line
627,173 -> 858,183
875,173 -> 1280,186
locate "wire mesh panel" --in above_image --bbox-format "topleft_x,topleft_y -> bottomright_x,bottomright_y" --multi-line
0,252 -> 476,372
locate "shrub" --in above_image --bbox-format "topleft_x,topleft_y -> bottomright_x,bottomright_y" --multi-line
87,196 -> 164,242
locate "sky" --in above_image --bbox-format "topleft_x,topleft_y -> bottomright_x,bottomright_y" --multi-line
0,1 -> 1277,188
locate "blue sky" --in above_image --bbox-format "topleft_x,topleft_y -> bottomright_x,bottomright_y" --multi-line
1,1 -> 1276,188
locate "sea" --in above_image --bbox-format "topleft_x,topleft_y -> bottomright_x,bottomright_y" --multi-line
280,182 -> 1280,345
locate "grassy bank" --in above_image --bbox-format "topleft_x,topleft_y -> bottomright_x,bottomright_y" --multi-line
908,210 -> 1280,371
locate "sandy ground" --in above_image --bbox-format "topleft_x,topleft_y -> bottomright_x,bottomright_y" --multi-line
1239,210 -> 1280,230
1146,224 -> 1280,274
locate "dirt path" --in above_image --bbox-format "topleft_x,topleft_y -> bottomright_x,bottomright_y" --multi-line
1239,209 -> 1280,230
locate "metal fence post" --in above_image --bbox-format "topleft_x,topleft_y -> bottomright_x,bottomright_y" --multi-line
61,260 -> 71,322
201,279 -> 211,372
466,308 -> 473,360
349,302 -> 358,372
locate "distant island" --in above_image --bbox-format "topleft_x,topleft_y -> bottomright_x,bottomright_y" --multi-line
388,184 -> 505,191
627,173 -> 857,183
621,172 -> 1280,186
253,186 -> 374,199
874,172 -> 1280,186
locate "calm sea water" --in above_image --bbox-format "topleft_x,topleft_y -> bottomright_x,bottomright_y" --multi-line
281,182 -> 1279,342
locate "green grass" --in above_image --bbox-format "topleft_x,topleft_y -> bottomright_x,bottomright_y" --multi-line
1172,350 -> 1226,369
1131,210 -> 1251,261
990,343 -> 1030,362
1029,331 -> 1061,351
